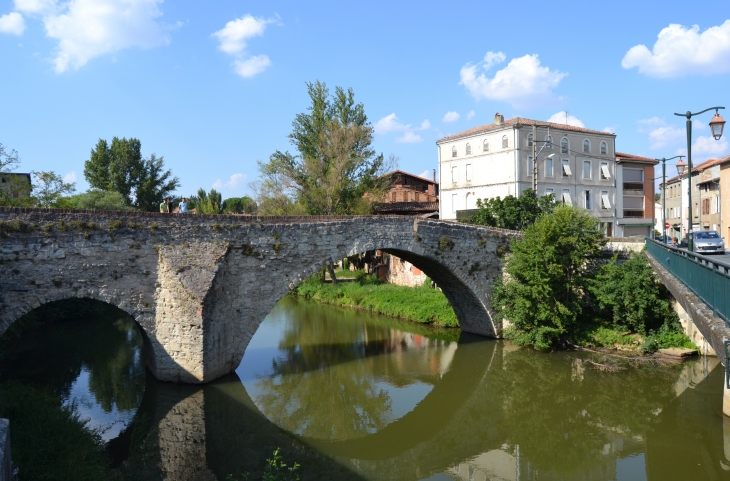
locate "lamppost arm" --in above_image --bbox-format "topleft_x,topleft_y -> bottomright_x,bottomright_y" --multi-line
674,106 -> 725,118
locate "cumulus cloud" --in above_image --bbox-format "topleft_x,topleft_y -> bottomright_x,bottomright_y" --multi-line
622,21 -> 730,77
460,51 -> 567,108
62,171 -> 77,184
374,113 -> 430,143
442,111 -> 460,122
0,12 -> 25,35
638,117 -> 685,149
212,173 -> 247,190
213,14 -> 276,78
14,0 -> 58,15
546,111 -> 584,128
418,170 -> 431,179
674,136 -> 728,162
602,127 -> 616,134
466,110 -> 475,120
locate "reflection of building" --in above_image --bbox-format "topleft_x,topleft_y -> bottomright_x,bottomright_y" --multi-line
367,170 -> 439,217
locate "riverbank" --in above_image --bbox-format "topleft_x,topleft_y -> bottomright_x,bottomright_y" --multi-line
294,272 -> 459,327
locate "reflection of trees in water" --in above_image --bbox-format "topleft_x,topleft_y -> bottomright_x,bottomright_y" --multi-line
489,349 -> 681,476
253,301 -> 456,440
0,300 -> 146,415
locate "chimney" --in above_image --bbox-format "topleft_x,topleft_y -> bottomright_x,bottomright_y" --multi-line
494,113 -> 504,125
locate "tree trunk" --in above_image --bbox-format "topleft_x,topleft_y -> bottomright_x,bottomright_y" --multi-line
327,264 -> 338,285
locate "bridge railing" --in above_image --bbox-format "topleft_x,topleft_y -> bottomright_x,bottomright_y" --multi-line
645,238 -> 730,326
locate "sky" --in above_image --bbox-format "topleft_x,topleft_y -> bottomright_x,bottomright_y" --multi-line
1,0 -> 730,198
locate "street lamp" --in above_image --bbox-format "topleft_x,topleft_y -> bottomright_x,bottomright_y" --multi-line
657,155 -> 684,244
673,107 -> 726,251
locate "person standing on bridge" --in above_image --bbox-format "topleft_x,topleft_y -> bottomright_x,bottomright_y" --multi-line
179,197 -> 188,214
160,198 -> 171,214
671,237 -> 679,248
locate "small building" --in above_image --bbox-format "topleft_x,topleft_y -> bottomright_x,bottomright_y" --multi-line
614,152 -> 659,237
0,172 -> 32,202
368,170 -> 439,217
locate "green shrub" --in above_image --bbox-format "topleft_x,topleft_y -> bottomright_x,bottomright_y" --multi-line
438,236 -> 454,250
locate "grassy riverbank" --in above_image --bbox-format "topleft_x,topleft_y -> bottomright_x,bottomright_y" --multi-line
294,271 -> 459,328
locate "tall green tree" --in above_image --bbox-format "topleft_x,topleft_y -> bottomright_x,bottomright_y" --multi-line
191,188 -> 223,214
256,81 -> 390,215
221,196 -> 257,214
83,137 -> 179,211
32,171 -> 76,208
493,205 -> 607,349
469,189 -> 559,230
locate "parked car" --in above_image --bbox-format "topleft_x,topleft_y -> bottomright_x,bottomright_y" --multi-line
693,230 -> 725,255
654,235 -> 671,244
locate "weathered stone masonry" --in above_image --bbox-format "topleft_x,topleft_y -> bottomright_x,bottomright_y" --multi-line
0,208 -> 517,384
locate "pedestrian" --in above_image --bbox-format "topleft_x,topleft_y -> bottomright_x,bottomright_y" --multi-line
160,198 -> 171,214
179,197 -> 188,214
672,237 -> 679,248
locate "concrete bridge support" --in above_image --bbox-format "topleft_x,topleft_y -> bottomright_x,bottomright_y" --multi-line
0,208 -> 517,384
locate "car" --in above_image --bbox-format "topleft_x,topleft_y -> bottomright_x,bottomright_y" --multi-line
693,230 -> 725,255
654,235 -> 671,244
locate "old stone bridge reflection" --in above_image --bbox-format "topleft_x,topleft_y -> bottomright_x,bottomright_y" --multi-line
128,310 -> 727,481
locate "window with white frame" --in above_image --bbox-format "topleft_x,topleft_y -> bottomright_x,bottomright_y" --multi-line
600,162 -> 610,179
583,160 -> 591,179
502,135 -> 508,149
483,139 -> 489,152
600,141 -> 608,155
562,159 -> 571,177
584,190 -> 591,209
451,166 -> 458,183
583,139 -> 590,153
601,191 -> 611,209
545,157 -> 554,177
451,194 -> 458,213
466,143 -> 471,155
527,133 -> 533,147
561,138 -> 569,154
466,164 -> 472,182
562,189 -> 572,204
452,146 -> 457,158
545,135 -> 554,149
545,188 -> 554,198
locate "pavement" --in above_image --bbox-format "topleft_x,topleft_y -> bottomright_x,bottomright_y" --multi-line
711,250 -> 730,263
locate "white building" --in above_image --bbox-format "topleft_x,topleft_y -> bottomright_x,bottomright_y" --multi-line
436,113 -> 617,234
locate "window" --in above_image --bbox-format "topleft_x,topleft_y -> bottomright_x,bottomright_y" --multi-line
452,146 -> 457,158
583,160 -> 591,179
466,143 -> 471,155
502,135 -> 508,149
600,141 -> 608,155
583,139 -> 590,153
562,159 -> 572,177
600,162 -> 610,179
527,133 -> 533,147
584,190 -> 591,209
545,135 -> 554,149
483,139 -> 489,152
561,138 -> 569,154
562,189 -> 572,204
466,164 -> 472,182
601,191 -> 611,209
624,168 -> 643,182
451,166 -> 458,183
544,188 -> 554,198
545,158 -> 554,177
451,194 -> 458,213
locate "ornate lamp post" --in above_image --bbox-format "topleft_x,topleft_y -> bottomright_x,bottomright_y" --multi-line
673,107 -> 726,251
657,155 -> 684,243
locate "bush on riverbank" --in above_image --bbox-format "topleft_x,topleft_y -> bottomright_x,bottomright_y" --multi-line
294,271 -> 459,327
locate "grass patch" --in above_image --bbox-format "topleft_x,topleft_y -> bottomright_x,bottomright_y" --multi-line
294,271 -> 459,327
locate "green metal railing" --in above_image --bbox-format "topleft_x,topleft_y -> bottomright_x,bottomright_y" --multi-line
645,238 -> 730,326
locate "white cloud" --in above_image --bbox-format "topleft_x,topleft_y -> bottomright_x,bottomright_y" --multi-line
638,117 -> 685,149
419,120 -> 431,130
675,136 -> 729,162
62,171 -> 76,184
212,173 -> 247,190
466,110 -> 475,120
395,132 -> 422,143
442,111 -> 460,122
546,111 -> 584,128
602,127 -> 615,134
460,51 -> 567,107
622,21 -> 730,77
418,170 -> 431,179
0,12 -> 25,35
19,0 -> 172,73
213,14 -> 275,78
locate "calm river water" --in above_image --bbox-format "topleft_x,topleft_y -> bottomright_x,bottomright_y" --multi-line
2,296 -> 730,480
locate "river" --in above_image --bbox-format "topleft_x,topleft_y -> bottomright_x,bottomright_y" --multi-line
1,296 -> 729,480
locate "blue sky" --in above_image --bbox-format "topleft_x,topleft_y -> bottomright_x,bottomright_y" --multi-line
1,0 -> 729,197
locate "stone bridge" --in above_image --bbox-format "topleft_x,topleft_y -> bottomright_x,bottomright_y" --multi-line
0,208 -> 517,384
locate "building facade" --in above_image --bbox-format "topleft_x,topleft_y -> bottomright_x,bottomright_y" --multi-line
614,153 -> 658,237
720,156 -> 730,244
436,113 -> 617,233
366,170 -> 439,217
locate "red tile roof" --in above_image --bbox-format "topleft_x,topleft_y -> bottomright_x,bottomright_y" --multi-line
615,152 -> 659,164
378,169 -> 438,185
661,156 -> 725,186
436,117 -> 616,143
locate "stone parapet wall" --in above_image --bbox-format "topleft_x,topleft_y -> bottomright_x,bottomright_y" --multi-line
1,209 -> 516,384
